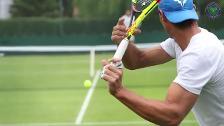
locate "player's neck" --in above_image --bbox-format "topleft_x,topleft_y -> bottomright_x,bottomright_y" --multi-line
173,25 -> 201,51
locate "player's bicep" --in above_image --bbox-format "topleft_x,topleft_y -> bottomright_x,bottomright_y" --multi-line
139,45 -> 173,67
165,82 -> 198,120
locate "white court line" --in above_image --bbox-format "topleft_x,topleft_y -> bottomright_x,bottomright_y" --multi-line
0,120 -> 197,126
75,70 -> 101,125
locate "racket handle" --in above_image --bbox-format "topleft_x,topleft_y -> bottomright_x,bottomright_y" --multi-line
113,38 -> 129,60
101,38 -> 128,79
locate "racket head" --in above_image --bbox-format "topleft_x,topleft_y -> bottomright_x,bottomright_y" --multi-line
132,0 -> 153,12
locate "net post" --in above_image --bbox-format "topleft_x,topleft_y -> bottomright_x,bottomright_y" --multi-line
90,48 -> 95,78
0,53 -> 4,57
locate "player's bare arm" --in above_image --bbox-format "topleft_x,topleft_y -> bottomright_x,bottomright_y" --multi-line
123,45 -> 173,70
111,18 -> 173,70
101,61 -> 198,126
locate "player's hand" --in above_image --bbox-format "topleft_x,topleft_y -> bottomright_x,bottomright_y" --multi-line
101,59 -> 124,95
111,18 -> 141,44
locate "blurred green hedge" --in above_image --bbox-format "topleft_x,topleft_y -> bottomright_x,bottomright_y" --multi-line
0,16 -> 223,46
0,18 -> 118,36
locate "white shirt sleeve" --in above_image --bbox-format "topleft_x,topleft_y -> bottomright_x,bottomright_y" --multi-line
160,38 -> 176,58
174,51 -> 214,95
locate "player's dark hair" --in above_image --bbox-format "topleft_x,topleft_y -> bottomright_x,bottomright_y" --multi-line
172,19 -> 197,29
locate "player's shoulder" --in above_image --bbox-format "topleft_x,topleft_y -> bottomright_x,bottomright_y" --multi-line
195,28 -> 221,45
164,38 -> 175,43
181,28 -> 223,64
186,28 -> 221,53
162,38 -> 177,47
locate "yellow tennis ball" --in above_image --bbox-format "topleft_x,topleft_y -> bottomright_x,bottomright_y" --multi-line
83,80 -> 92,88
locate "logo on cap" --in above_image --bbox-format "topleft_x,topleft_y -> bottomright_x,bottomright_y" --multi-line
174,0 -> 187,7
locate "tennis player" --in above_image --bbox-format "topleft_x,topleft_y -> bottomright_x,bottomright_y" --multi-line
101,0 -> 224,125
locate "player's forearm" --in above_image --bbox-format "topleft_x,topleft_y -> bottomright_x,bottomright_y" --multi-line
122,42 -> 143,70
114,87 -> 183,126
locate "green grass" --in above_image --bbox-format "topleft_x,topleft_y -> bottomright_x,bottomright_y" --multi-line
0,53 -> 198,125
0,54 -> 89,123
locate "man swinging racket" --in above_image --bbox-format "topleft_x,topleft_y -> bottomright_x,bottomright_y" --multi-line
101,0 -> 224,125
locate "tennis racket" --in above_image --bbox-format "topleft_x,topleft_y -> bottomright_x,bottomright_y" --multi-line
114,0 -> 160,60
128,0 -> 153,41
101,0 -> 160,78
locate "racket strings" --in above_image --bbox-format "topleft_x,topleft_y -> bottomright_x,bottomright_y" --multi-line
132,0 -> 153,12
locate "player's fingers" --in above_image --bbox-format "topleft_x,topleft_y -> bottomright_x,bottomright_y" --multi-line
112,30 -> 126,37
104,67 -> 119,79
107,58 -> 123,69
134,28 -> 142,35
117,18 -> 125,25
111,58 -> 121,63
101,65 -> 117,81
103,63 -> 121,76
113,25 -> 127,33
111,35 -> 124,44
101,73 -> 115,83
101,59 -> 110,66
102,68 -> 121,87
107,64 -> 123,77
111,25 -> 127,43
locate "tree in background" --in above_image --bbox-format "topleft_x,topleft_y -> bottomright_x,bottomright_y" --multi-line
60,0 -> 74,17
10,0 -> 223,19
10,0 -> 129,19
74,0 -> 129,20
11,0 -> 60,17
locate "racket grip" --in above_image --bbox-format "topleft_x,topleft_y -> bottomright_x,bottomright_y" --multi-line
101,39 -> 128,79
113,38 -> 129,60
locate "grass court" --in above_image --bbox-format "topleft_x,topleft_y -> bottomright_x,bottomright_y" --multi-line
0,53 -> 198,126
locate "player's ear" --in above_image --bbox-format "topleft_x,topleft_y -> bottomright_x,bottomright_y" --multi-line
158,10 -> 168,23
158,10 -> 163,23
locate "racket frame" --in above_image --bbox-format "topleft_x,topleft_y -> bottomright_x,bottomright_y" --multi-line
113,0 -> 160,60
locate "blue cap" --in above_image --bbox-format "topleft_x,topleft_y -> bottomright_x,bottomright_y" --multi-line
159,0 -> 199,23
